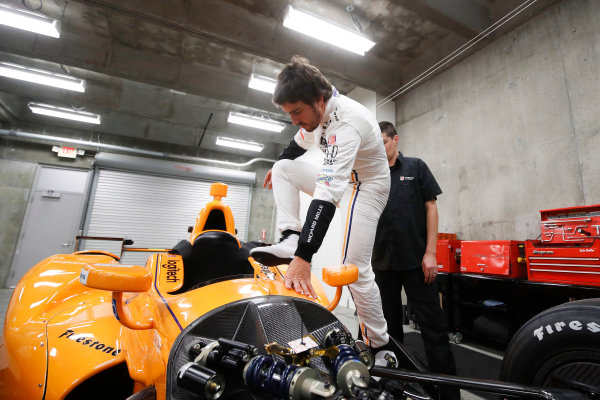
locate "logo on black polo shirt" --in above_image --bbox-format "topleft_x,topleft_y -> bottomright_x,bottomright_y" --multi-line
400,176 -> 414,181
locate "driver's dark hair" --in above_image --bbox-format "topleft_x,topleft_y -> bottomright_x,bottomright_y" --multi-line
379,121 -> 398,138
273,56 -> 333,106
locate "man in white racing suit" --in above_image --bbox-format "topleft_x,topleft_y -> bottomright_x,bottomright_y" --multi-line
250,56 -> 392,351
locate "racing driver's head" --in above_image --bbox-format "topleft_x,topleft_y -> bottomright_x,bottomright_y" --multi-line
273,56 -> 333,132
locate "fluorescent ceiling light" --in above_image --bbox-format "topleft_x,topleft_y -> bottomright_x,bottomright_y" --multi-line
216,136 -> 263,152
248,74 -> 277,94
0,4 -> 61,38
0,62 -> 86,92
228,112 -> 285,132
28,102 -> 101,124
283,5 -> 375,56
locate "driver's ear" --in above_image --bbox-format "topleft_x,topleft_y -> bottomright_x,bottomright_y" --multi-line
317,96 -> 325,108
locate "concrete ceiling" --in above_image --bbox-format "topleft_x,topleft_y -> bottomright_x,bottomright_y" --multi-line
0,0 -> 560,165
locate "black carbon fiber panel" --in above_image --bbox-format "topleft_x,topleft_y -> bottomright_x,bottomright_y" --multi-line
256,301 -> 308,345
231,301 -> 269,348
293,298 -> 339,333
192,301 -> 249,339
166,296 -> 346,400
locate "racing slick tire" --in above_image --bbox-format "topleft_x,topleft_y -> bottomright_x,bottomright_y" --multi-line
500,298 -> 600,394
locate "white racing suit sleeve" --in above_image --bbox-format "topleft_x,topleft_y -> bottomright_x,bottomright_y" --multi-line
295,123 -> 361,262
278,128 -> 314,160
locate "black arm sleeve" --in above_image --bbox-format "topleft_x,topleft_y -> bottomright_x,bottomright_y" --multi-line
278,138 -> 307,160
294,199 -> 336,262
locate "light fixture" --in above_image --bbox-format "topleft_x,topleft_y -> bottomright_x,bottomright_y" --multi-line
0,4 -> 61,38
0,62 -> 86,92
28,102 -> 101,124
248,74 -> 277,94
216,136 -> 264,152
283,5 -> 375,56
228,112 -> 285,132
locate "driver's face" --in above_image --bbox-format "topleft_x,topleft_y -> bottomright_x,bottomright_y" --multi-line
280,98 -> 326,132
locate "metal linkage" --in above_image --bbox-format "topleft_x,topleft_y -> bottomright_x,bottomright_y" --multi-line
333,344 -> 370,397
177,334 -> 380,400
370,367 -> 589,400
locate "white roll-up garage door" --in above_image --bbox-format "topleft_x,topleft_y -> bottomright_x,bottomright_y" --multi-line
82,169 -> 252,265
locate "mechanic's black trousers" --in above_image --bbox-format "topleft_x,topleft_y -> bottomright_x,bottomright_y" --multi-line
374,268 -> 460,400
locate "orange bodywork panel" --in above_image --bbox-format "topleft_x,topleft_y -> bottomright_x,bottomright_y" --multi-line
189,183 -> 236,242
0,253 -> 120,400
0,182 -> 344,400
157,253 -> 184,293
44,294 -> 127,399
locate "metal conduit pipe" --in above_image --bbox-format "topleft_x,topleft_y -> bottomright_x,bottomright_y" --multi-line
0,129 -> 276,169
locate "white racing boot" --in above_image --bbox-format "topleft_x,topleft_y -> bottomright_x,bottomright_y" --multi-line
372,348 -> 399,382
374,349 -> 398,369
249,230 -> 299,266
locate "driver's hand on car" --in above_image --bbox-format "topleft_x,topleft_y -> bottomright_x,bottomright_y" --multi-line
263,169 -> 273,190
285,257 -> 318,299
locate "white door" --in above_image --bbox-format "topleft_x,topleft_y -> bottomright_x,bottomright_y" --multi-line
8,167 -> 90,287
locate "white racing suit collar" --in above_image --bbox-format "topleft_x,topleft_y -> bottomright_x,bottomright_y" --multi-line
320,86 -> 340,126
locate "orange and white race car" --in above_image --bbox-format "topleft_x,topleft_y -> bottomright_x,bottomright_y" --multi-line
0,183 -> 598,400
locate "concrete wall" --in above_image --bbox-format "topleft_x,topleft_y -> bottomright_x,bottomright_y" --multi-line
347,87 -> 397,123
395,0 -> 600,241
0,159 -> 35,287
0,139 -> 94,287
376,93 -> 396,124
347,87 -> 377,114
248,165 -> 277,243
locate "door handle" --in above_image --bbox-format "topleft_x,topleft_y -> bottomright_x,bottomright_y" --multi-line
42,190 -> 61,199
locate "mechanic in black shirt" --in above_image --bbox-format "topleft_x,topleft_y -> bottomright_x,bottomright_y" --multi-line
373,121 -> 459,400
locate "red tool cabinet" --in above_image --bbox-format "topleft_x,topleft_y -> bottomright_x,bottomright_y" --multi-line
436,239 -> 461,273
526,239 -> 600,287
527,204 -> 600,287
460,240 -> 526,278
539,204 -> 600,244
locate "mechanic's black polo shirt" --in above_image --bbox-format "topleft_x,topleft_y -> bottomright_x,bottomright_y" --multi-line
372,152 -> 442,271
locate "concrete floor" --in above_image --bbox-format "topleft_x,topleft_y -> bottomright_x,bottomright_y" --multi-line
331,306 -> 500,400
0,288 -> 500,399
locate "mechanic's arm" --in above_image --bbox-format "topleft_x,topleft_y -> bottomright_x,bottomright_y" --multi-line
422,199 -> 439,285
